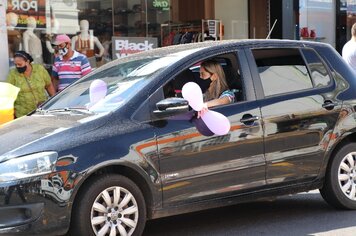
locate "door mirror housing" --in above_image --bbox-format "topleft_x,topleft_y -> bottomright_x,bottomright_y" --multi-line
153,97 -> 189,118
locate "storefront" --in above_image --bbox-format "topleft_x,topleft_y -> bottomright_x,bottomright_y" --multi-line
1,0 -> 353,82
0,0 -> 251,81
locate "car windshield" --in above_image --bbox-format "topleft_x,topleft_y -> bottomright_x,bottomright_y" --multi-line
40,54 -> 186,115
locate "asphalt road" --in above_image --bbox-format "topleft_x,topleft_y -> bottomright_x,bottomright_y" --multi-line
143,190 -> 356,236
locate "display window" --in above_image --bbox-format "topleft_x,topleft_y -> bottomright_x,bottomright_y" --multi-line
4,0 -> 173,72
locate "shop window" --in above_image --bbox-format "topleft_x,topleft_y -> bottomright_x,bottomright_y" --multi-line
252,48 -> 314,97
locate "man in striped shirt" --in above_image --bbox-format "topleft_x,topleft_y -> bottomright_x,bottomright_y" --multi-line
51,34 -> 92,92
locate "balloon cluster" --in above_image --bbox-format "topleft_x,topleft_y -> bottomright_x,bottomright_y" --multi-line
182,82 -> 231,136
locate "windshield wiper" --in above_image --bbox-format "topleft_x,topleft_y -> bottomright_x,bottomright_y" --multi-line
42,107 -> 94,115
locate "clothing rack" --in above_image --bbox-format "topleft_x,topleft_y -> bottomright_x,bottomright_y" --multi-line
161,23 -> 203,47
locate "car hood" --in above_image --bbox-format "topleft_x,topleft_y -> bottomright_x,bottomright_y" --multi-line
0,113 -> 107,159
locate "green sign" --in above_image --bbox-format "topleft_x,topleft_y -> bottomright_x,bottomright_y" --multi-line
153,0 -> 169,11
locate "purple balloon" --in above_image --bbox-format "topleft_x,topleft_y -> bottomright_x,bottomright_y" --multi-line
89,79 -> 107,105
191,117 -> 214,136
182,82 -> 204,111
201,110 -> 231,135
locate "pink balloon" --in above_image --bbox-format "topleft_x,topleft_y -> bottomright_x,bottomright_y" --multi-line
201,110 -> 231,135
181,81 -> 231,136
89,79 -> 107,105
182,82 -> 204,111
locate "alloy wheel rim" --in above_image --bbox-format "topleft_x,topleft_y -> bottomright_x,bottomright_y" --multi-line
338,152 -> 356,201
91,186 -> 139,236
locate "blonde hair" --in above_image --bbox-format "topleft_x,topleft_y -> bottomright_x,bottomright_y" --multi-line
201,60 -> 229,101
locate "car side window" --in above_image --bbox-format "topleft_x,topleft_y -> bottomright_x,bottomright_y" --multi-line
301,48 -> 331,87
252,48 -> 314,97
163,53 -> 244,103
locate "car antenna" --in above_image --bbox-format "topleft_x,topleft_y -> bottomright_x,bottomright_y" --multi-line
266,19 -> 278,39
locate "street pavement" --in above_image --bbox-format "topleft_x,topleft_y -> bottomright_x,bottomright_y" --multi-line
143,190 -> 356,236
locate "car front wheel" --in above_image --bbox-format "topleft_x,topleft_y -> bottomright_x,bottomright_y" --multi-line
320,143 -> 356,209
70,174 -> 146,236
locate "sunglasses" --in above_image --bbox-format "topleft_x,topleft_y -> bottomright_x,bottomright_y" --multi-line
52,43 -> 68,50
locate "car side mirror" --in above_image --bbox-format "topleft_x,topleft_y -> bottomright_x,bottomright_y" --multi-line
153,97 -> 189,118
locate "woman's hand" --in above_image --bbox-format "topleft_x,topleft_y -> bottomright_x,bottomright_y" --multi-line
197,103 -> 208,119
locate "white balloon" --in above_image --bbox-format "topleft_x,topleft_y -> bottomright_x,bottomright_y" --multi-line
182,82 -> 204,111
89,79 -> 107,105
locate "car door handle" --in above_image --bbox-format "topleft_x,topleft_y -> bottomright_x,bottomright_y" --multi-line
322,101 -> 338,110
240,115 -> 259,124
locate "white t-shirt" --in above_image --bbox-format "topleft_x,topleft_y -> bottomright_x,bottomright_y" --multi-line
342,40 -> 356,72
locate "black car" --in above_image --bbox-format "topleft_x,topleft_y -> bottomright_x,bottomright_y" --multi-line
1,39 -> 356,236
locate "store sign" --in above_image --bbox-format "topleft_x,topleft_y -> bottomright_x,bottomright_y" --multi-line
112,37 -> 158,59
208,20 -> 216,37
153,0 -> 169,11
6,0 -> 46,29
11,0 -> 38,11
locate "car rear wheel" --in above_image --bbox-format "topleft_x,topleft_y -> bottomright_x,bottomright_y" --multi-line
70,174 -> 146,236
320,143 -> 356,209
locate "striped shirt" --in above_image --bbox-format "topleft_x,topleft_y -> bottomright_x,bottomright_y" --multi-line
52,51 -> 92,91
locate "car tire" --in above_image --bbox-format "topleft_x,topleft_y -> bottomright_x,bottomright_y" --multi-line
320,143 -> 356,209
70,174 -> 146,236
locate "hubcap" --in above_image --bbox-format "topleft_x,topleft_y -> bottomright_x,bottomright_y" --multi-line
338,152 -> 356,201
91,186 -> 139,236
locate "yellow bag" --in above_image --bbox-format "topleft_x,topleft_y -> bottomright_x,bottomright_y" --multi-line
0,82 -> 20,125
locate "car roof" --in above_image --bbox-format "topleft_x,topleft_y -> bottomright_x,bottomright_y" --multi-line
107,39 -> 326,60
93,39 -> 330,75
129,39 -> 328,57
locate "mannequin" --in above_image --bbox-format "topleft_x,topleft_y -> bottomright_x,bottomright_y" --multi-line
71,20 -> 104,68
45,18 -> 60,54
6,13 -> 22,66
23,17 -> 43,64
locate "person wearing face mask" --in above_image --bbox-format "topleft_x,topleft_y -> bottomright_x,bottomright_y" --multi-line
51,34 -> 92,92
6,51 -> 55,118
197,60 -> 235,118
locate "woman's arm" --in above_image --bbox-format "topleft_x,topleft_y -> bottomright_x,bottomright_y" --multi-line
206,96 -> 231,108
46,83 -> 56,97
197,97 -> 230,118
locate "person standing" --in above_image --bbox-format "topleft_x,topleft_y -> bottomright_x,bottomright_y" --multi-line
6,51 -> 55,118
51,34 -> 92,92
342,23 -> 356,72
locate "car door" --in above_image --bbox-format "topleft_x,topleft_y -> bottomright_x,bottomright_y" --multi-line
150,50 -> 266,207
246,46 -> 341,186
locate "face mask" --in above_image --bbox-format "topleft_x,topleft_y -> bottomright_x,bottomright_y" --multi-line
16,65 -> 27,73
197,77 -> 212,93
58,46 -> 69,56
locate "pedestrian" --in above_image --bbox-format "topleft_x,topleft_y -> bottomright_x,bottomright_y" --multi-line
6,51 -> 55,118
51,34 -> 92,92
342,23 -> 356,72
197,60 -> 235,118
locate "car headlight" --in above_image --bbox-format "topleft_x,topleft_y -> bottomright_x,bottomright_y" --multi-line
0,152 -> 58,182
